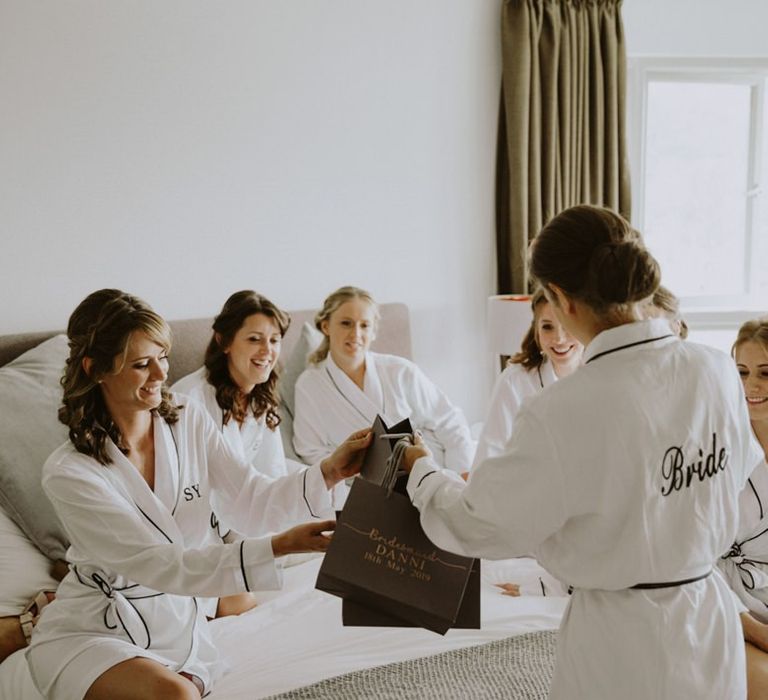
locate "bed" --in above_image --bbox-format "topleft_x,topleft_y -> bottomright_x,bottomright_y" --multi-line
0,302 -> 566,699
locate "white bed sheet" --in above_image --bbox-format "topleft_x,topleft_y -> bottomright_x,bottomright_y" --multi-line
0,557 -> 566,699
208,556 -> 566,699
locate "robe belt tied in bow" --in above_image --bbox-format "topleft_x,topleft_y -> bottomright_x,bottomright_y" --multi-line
722,542 -> 768,592
74,566 -> 163,649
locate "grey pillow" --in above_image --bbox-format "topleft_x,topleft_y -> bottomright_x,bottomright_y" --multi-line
278,321 -> 323,420
278,322 -> 322,462
0,335 -> 70,560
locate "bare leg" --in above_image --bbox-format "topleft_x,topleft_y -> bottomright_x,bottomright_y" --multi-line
84,657 -> 202,700
740,613 -> 768,698
0,616 -> 26,663
746,643 -> 768,700
215,592 -> 258,618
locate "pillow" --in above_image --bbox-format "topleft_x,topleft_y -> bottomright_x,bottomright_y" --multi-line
0,504 -> 59,616
0,335 -> 70,561
278,322 -> 323,420
278,322 -> 322,462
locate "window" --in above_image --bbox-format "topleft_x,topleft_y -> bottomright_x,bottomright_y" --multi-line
628,58 -> 768,350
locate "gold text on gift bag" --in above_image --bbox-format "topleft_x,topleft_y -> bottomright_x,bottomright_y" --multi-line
344,523 -> 468,582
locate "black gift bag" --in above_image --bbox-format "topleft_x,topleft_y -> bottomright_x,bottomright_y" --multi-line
342,558 -> 481,630
316,415 -> 480,635
358,415 -> 413,484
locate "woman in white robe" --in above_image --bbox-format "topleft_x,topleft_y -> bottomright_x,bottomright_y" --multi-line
293,286 -> 474,475
401,205 -> 763,700
475,285 -> 684,473
172,291 -> 306,618
472,287 -> 582,471
173,291 -> 299,482
718,318 -> 768,695
26,289 -> 371,700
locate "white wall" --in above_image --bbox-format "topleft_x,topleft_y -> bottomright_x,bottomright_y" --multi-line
623,0 -> 768,57
622,0 -> 768,352
0,1 -> 501,423
3,1 -> 765,423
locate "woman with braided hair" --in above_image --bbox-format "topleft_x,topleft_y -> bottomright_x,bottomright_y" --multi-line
402,205 -> 763,699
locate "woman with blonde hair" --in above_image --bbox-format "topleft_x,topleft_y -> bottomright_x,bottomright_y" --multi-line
293,286 -> 474,473
401,205 -> 761,699
647,285 -> 689,339
472,287 -> 583,470
25,289 -> 370,700
718,318 -> 768,697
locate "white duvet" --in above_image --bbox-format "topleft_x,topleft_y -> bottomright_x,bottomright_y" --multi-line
1,557 -> 566,699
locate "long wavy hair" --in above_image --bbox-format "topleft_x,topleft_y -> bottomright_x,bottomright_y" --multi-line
308,286 -> 380,365
204,290 -> 290,428
59,289 -> 179,466
509,288 -> 549,371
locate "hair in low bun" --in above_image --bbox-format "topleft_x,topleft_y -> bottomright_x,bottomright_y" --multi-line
529,205 -> 661,313
586,239 -> 661,307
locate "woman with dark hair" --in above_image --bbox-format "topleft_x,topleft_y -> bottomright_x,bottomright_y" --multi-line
173,291 -> 302,618
25,289 -> 370,700
173,291 -> 294,480
472,287 -> 583,469
401,205 -> 762,699
173,291 -> 313,617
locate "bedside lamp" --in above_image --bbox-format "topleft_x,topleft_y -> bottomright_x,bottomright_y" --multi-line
487,295 -> 534,371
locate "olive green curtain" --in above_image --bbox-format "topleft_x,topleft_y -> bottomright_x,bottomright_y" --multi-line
496,0 -> 631,293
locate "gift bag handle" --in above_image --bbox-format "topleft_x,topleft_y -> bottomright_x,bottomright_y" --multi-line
384,436 -> 413,497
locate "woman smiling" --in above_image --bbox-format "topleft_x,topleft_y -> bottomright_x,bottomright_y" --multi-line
26,289 -> 371,700
472,287 -> 583,470
293,286 -> 474,474
173,291 -> 295,481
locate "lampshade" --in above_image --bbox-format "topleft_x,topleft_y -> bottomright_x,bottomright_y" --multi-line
487,295 -> 533,355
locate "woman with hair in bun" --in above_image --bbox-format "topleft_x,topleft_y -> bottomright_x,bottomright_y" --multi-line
26,289 -> 371,700
401,205 -> 762,699
293,286 -> 474,473
471,287 -> 583,470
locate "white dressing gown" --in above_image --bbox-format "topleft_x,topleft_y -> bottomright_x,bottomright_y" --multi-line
293,352 -> 474,473
472,360 -> 557,469
26,397 -> 332,700
407,320 -> 763,700
718,460 -> 768,622
173,368 -> 342,514
172,367 -> 302,479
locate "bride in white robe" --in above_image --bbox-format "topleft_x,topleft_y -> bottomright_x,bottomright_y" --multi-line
25,290 -> 370,700
401,206 -> 764,700
292,286 -> 474,474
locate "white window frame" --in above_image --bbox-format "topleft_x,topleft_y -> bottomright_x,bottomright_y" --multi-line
627,57 -> 768,331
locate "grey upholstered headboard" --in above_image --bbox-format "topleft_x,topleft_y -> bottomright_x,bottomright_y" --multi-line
0,303 -> 413,382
